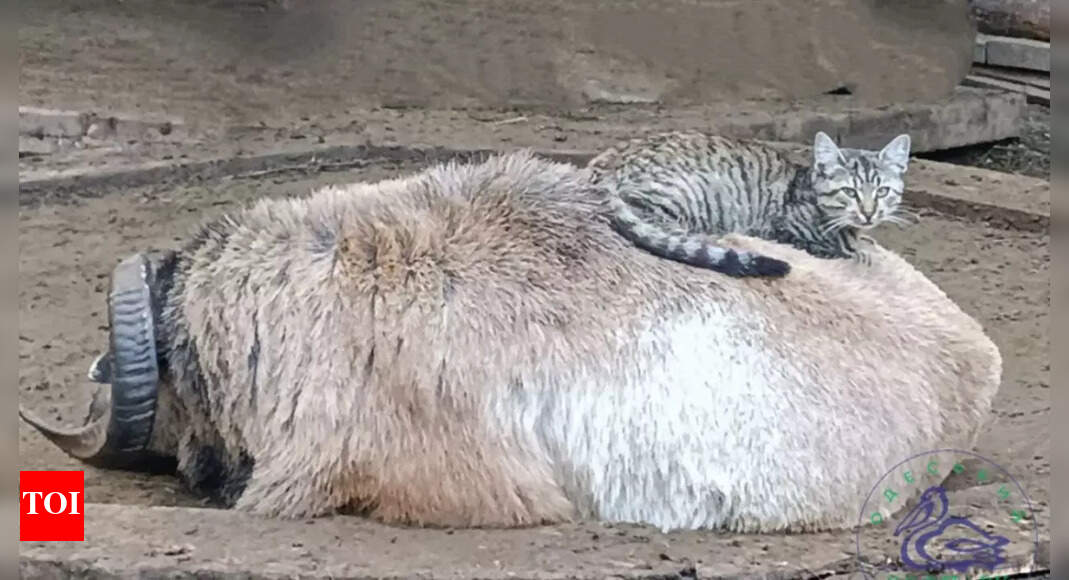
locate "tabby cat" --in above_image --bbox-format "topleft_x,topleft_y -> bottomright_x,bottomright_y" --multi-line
585,130 -> 914,277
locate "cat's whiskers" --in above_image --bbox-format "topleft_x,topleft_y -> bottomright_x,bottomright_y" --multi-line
820,216 -> 853,235
893,205 -> 922,223
888,208 -> 921,225
882,216 -> 912,230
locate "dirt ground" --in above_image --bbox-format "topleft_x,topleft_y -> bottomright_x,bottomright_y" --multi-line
16,0 -> 1051,577
18,0 -> 975,119
18,0 -> 1005,186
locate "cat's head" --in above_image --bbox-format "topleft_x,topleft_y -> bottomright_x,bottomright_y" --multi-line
809,132 -> 911,230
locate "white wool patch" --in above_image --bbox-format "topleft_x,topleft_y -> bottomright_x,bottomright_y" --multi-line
495,301 -> 805,532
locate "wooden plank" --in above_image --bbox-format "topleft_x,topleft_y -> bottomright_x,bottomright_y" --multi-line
976,34 -> 1050,72
963,74 -> 1050,106
973,65 -> 1051,89
964,74 -> 1049,105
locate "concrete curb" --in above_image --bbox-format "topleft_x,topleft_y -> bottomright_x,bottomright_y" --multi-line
975,34 -> 1051,73
17,139 -> 1049,236
19,88 -> 1028,198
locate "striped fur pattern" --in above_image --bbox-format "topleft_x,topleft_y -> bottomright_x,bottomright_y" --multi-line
586,131 -> 914,277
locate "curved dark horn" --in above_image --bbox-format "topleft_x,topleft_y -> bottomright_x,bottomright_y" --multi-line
18,385 -> 111,460
19,252 -> 173,469
105,252 -> 164,453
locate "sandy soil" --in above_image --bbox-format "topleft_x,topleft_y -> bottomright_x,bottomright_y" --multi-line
18,0 -> 974,120
16,0 -> 1050,576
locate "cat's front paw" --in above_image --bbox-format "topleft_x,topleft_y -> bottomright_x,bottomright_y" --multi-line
851,250 -> 873,267
855,236 -> 878,266
858,234 -> 878,247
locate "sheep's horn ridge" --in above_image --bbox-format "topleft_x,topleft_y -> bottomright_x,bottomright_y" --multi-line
19,252 -> 173,469
104,253 -> 163,453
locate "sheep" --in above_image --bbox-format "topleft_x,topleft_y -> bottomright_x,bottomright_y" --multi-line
20,150 -> 1002,533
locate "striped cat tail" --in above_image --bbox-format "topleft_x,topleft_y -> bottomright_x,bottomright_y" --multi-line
608,198 -> 791,278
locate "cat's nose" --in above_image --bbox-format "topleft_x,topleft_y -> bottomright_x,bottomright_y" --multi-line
859,205 -> 877,223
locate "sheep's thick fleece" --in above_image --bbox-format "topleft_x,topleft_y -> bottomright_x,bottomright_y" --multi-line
152,150 -> 1001,532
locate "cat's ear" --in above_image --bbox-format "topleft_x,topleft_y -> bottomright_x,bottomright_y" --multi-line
813,131 -> 846,170
878,134 -> 911,173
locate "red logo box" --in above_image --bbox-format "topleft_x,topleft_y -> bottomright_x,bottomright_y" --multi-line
20,471 -> 85,541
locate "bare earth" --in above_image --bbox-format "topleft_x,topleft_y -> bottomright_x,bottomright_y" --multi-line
17,0 -> 1050,577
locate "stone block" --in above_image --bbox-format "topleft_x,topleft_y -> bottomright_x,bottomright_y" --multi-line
979,34 -> 1051,71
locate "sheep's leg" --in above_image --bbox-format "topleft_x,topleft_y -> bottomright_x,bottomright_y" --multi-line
168,408 -> 335,517
175,429 -> 258,509
225,453 -> 355,519
359,441 -> 577,528
223,432 -> 575,526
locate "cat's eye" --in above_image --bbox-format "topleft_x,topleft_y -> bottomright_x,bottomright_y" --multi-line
840,187 -> 859,198
875,186 -> 891,197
